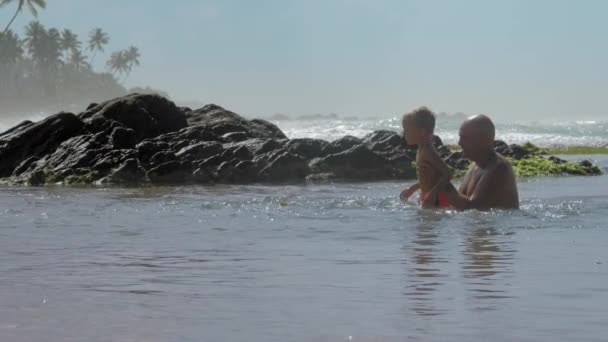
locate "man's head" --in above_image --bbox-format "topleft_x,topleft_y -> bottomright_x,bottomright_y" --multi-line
458,114 -> 495,161
402,107 -> 435,145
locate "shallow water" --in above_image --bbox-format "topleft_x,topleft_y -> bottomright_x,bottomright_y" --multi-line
0,156 -> 607,341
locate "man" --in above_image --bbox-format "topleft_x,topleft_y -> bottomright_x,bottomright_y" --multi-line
444,115 -> 519,210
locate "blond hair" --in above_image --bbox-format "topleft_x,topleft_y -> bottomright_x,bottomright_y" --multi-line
402,106 -> 436,133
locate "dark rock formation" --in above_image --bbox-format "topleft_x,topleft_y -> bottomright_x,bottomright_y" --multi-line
0,94 -> 601,186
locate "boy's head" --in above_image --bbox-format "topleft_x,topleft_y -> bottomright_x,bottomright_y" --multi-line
402,107 -> 436,145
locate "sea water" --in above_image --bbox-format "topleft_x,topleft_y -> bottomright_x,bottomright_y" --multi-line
0,155 -> 607,341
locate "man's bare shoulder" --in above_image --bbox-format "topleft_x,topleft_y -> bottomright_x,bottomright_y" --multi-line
494,154 -> 516,177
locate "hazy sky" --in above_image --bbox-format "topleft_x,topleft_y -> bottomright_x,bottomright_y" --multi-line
2,0 -> 607,119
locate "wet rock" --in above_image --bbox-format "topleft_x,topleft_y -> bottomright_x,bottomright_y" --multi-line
305,172 -> 337,182
109,127 -> 136,149
149,151 -> 177,167
286,138 -> 328,159
80,93 -> 187,141
548,156 -> 567,164
0,112 -> 85,177
187,104 -> 287,139
494,140 -> 513,157
136,140 -> 169,162
254,139 -> 285,155
258,152 -> 310,182
175,142 -> 223,161
222,132 -> 249,142
101,158 -> 146,184
311,145 -> 400,180
509,144 -> 529,160
320,135 -> 362,156
147,161 -> 193,184
0,120 -> 34,138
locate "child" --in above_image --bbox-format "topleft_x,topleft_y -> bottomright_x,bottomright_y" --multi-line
400,107 -> 451,208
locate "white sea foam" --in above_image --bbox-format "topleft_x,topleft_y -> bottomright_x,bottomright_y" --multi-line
2,112 -> 607,148
276,116 -> 608,148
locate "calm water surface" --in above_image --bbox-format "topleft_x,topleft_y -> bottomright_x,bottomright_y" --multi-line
0,156 -> 607,342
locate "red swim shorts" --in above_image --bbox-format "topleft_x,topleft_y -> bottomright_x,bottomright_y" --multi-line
420,191 -> 450,208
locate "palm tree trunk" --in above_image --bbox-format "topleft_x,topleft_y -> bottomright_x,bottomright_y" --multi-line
90,50 -> 97,65
3,7 -> 21,34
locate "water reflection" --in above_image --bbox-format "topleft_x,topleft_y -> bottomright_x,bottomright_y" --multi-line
404,212 -> 517,316
403,212 -> 449,316
461,220 -> 516,307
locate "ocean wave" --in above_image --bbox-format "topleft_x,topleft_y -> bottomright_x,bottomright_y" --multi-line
276,116 -> 608,148
2,111 -> 607,148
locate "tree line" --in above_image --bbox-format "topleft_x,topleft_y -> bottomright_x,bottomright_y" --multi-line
1,0 -> 146,112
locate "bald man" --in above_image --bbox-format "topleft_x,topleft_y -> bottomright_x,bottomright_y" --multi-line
444,115 -> 519,210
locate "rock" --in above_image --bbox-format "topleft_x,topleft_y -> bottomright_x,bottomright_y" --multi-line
258,152 -> 310,182
0,120 -> 34,139
320,135 -> 362,156
175,142 -> 223,161
222,132 -> 249,142
362,130 -> 411,159
494,140 -> 513,157
186,104 -> 287,139
286,138 -> 328,159
79,93 -> 187,142
0,94 -> 601,185
92,149 -> 139,174
254,139 -> 285,155
102,158 -> 146,184
311,145 -> 402,180
147,161 -> 193,183
305,172 -> 337,182
198,155 -> 225,169
445,151 -> 469,170
509,144 -> 529,160
579,160 -> 593,168
548,156 -> 567,164
231,145 -> 253,161
432,135 -> 444,148
16,134 -> 103,181
0,112 -> 85,177
136,140 -> 169,162
171,126 -> 219,142
109,127 -> 136,149
149,151 -> 177,167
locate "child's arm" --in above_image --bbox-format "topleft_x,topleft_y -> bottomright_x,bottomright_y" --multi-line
400,182 -> 420,201
421,146 -> 452,183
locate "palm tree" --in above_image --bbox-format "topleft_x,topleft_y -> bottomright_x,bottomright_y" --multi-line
0,29 -> 23,66
24,20 -> 45,61
60,29 -> 81,63
1,0 -> 46,34
87,28 -> 109,64
124,45 -> 140,78
69,48 -> 89,71
106,50 -> 128,77
41,27 -> 62,69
